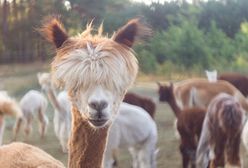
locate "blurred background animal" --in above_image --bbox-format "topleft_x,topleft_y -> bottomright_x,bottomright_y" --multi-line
13,90 -> 48,141
37,72 -> 71,153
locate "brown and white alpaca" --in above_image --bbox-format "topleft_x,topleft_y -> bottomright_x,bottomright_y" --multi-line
157,78 -> 248,112
196,93 -> 245,168
218,72 -> 248,97
0,17 -> 148,167
0,91 -> 22,145
13,90 -> 49,141
123,92 -> 156,119
157,82 -> 206,168
37,72 -> 71,153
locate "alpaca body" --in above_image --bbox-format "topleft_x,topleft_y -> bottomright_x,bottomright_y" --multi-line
177,108 -> 206,168
218,72 -> 248,97
0,142 -> 64,168
13,90 -> 48,140
196,93 -> 245,168
123,92 -> 156,119
104,102 -> 157,168
158,78 -> 248,112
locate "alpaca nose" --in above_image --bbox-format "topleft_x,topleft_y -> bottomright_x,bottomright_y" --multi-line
89,101 -> 108,112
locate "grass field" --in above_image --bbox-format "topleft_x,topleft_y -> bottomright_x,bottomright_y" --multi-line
1,62 -> 248,167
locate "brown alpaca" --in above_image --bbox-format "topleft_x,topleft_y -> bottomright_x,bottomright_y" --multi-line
123,92 -> 156,119
0,17 -> 149,168
218,72 -> 248,97
177,108 -> 206,168
157,78 -> 248,112
196,93 -> 245,168
157,82 -> 206,168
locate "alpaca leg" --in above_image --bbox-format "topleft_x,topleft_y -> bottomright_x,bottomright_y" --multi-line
12,117 -> 23,141
211,138 -> 225,168
129,147 -> 139,168
38,108 -> 48,139
180,144 -> 190,168
59,122 -> 69,153
24,115 -> 33,141
225,133 -> 242,167
137,147 -> 153,168
0,116 -> 5,145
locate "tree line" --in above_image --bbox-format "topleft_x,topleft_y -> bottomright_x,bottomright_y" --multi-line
1,0 -> 248,74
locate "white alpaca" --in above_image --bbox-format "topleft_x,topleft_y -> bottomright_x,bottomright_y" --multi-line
205,70 -> 217,82
13,90 -> 48,140
0,91 -> 22,145
37,72 -> 71,153
104,103 -> 158,168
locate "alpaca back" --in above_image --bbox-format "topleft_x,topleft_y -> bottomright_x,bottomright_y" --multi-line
0,142 -> 65,168
20,90 -> 47,117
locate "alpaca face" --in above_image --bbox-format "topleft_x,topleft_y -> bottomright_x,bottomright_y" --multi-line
40,17 -> 150,128
72,86 -> 117,127
37,72 -> 52,92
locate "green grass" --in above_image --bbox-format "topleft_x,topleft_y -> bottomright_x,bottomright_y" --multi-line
1,63 -> 248,167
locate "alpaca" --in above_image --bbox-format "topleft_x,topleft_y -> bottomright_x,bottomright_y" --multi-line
196,93 -> 245,168
37,72 -> 71,153
205,70 -> 217,82
0,91 -> 22,145
157,78 -> 248,112
104,102 -> 158,168
13,90 -> 49,140
0,17 -> 148,167
177,108 -> 206,168
157,82 -> 206,168
0,142 -> 65,168
123,92 -> 156,119
218,72 -> 248,97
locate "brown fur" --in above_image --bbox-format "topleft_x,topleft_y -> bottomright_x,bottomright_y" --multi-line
0,142 -> 64,168
68,105 -> 109,168
157,78 -> 248,112
197,93 -> 245,168
123,92 -> 156,119
158,82 -> 206,168
177,108 -> 206,168
218,72 -> 248,97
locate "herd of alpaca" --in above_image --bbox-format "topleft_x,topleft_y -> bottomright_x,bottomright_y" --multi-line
0,17 -> 160,168
1,16 -> 248,168
157,76 -> 248,168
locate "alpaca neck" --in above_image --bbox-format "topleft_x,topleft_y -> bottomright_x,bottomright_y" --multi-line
68,105 -> 109,168
46,88 -> 63,112
167,86 -> 181,117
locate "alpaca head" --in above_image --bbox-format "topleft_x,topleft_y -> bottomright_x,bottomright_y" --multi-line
205,70 -> 217,82
157,82 -> 173,102
37,72 -> 53,92
40,17 -> 150,128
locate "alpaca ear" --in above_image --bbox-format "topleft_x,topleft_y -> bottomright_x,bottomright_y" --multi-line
39,16 -> 68,48
113,18 -> 151,48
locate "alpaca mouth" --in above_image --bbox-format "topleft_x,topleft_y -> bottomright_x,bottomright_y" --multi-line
89,119 -> 108,127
